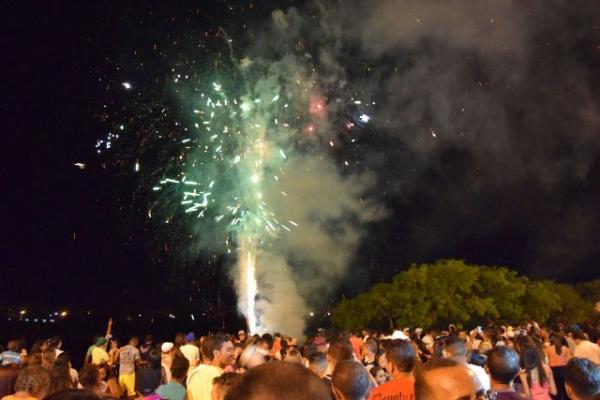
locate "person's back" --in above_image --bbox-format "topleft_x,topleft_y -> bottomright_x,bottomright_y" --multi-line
119,338 -> 140,397
135,350 -> 163,397
156,355 -> 188,400
0,365 -> 20,398
573,332 -> 600,365
369,340 -> 416,400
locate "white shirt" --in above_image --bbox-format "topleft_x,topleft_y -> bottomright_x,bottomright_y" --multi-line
468,363 -> 491,392
574,340 -> 600,364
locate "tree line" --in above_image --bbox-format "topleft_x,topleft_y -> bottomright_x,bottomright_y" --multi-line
332,259 -> 600,331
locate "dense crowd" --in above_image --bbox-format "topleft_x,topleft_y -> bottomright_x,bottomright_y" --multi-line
1,319 -> 600,400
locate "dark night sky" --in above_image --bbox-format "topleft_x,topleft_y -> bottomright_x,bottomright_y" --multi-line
2,0 -> 600,314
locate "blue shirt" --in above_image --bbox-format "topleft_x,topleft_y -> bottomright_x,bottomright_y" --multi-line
0,352 -> 20,366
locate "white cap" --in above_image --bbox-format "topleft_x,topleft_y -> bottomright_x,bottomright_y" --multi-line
384,330 -> 409,340
161,342 -> 174,353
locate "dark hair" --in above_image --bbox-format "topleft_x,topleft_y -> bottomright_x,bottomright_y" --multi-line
328,339 -> 354,366
487,346 -> 520,384
332,361 -> 370,400
259,334 -> 274,350
15,366 -> 50,396
363,339 -> 378,355
202,334 -> 231,361
444,336 -> 467,357
565,358 -> 600,399
223,361 -> 330,400
174,333 -> 186,348
44,389 -> 102,400
573,331 -> 588,341
47,336 -> 61,348
370,366 -> 385,378
30,340 -> 45,355
78,364 -> 99,390
170,355 -> 190,380
415,358 -> 462,400
386,340 -> 417,373
213,372 -> 243,392
42,349 -> 56,366
48,359 -> 74,395
521,346 -> 547,386
550,334 -> 565,356
7,340 -> 19,353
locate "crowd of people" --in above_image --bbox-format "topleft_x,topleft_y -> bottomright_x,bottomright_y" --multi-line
1,319 -> 600,400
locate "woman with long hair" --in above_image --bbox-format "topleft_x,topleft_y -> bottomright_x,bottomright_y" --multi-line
545,334 -> 571,400
47,356 -> 75,396
519,345 -> 557,400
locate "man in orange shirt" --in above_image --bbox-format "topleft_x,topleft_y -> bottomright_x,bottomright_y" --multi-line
368,340 -> 417,400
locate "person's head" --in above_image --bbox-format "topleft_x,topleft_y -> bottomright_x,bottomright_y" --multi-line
127,336 -> 139,347
15,366 -> 50,399
212,372 -> 243,400
48,359 -> 74,395
362,340 -> 377,359
415,358 -> 481,400
223,361 -> 331,400
7,340 -> 20,353
328,339 -> 354,369
444,336 -> 467,360
109,338 -> 118,350
385,339 -> 417,376
144,334 -> 153,345
238,344 -> 266,369
96,363 -> 109,381
284,348 -> 304,365
202,334 -> 234,368
308,352 -> 328,378
78,364 -> 100,391
42,349 -> 56,369
370,367 -> 387,386
332,361 -> 370,400
174,333 -> 186,348
565,358 -> 600,400
47,336 -> 62,350
186,332 -> 196,344
94,337 -> 107,349
458,330 -> 468,341
256,334 -> 273,352
486,346 -> 520,386
237,330 -> 247,342
573,331 -> 588,345
520,346 -> 547,384
170,355 -> 190,382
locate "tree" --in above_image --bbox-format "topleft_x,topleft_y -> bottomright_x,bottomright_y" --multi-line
331,259 -> 569,331
540,281 -> 594,323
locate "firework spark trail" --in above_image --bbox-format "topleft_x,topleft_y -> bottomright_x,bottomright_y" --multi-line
151,53 -> 294,332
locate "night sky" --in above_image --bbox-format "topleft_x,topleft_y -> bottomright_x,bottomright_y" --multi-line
3,0 -> 600,317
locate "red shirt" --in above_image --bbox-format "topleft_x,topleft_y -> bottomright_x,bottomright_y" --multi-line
349,336 -> 363,358
368,376 -> 415,400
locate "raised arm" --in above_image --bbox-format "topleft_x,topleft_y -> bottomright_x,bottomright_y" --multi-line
105,317 -> 113,339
